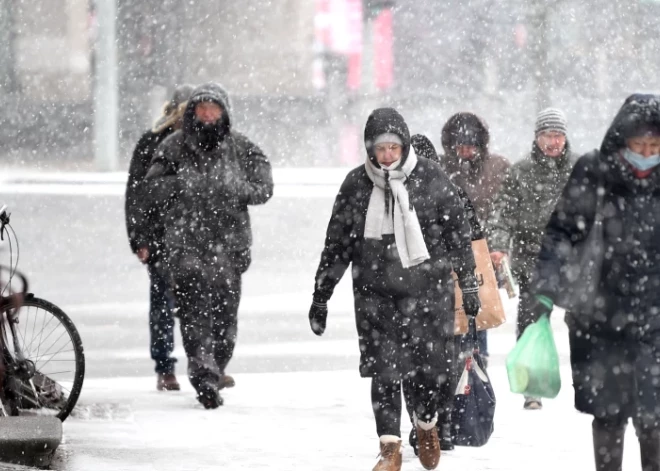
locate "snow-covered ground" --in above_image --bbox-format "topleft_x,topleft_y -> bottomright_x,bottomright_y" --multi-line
53,342 -> 643,471
0,171 -> 645,470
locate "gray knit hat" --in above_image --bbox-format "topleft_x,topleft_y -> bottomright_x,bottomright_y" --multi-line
535,108 -> 567,135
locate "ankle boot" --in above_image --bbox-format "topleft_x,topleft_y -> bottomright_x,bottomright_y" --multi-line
593,418 -> 625,471
417,419 -> 440,470
373,436 -> 402,471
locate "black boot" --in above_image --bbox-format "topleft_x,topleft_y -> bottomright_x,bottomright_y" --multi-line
409,427 -> 419,456
593,418 -> 625,471
440,423 -> 454,451
196,383 -> 223,409
638,429 -> 660,471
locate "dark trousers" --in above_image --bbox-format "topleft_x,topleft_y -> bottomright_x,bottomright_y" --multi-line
459,330 -> 488,357
592,417 -> 660,471
401,335 -> 456,434
148,265 -> 176,374
373,374 -> 441,437
170,249 -> 247,394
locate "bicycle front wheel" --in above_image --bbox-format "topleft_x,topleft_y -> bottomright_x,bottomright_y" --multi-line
3,296 -> 85,421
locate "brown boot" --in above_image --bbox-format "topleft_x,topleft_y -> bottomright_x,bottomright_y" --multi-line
417,421 -> 441,470
157,373 -> 181,391
219,374 -> 235,390
373,436 -> 402,471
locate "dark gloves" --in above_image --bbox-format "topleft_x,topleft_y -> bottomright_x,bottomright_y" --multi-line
462,288 -> 481,318
531,294 -> 554,319
309,299 -> 328,336
458,275 -> 481,318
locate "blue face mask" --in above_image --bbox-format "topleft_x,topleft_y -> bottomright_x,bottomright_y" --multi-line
622,148 -> 660,171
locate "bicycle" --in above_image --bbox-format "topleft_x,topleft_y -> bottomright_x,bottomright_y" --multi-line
0,206 -> 85,421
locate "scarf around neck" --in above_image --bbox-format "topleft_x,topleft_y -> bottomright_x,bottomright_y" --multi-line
364,149 -> 430,268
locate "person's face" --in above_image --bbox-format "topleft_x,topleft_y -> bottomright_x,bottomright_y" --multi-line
536,131 -> 567,158
456,145 -> 478,160
374,143 -> 403,166
627,135 -> 660,157
195,102 -> 223,124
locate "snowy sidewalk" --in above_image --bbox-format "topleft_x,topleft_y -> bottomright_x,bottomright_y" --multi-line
0,168 -> 349,198
52,366 -> 643,471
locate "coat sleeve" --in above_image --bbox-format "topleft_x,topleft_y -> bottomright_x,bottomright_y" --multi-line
312,175 -> 357,303
487,166 -> 518,252
240,137 -> 274,206
455,184 -> 484,241
431,171 -> 478,288
137,136 -> 181,249
532,153 -> 600,299
125,132 -> 156,253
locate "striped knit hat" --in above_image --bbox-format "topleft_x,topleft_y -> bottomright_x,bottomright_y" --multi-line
535,108 -> 567,135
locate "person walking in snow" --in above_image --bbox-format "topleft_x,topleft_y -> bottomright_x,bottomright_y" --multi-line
143,82 -> 273,409
436,112 -> 510,367
405,133 -> 484,453
308,108 -> 480,471
125,84 -> 194,392
488,107 -> 578,410
532,94 -> 660,471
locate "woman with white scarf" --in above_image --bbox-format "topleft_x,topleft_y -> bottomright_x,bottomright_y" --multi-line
308,108 -> 480,471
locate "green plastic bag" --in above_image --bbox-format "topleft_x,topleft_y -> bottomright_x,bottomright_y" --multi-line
506,315 -> 561,399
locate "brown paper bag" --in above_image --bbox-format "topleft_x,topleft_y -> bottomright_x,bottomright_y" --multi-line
453,239 -> 506,335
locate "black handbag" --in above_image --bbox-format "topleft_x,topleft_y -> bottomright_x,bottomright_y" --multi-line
452,318 -> 496,447
556,179 -> 605,318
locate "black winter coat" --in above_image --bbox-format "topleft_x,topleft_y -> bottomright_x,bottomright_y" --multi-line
144,83 -> 273,262
535,96 -> 660,337
534,94 -> 660,422
314,119 -> 477,379
125,128 -> 174,262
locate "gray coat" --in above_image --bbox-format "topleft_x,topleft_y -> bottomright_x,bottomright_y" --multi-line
488,143 -> 578,275
143,83 -> 273,263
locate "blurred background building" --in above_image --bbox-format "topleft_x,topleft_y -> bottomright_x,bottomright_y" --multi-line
1,0 -> 659,169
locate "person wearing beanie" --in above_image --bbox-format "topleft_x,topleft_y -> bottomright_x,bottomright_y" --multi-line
487,107 -> 579,410
142,83 -> 274,408
531,94 -> 660,470
125,83 -> 194,392
308,108 -> 480,471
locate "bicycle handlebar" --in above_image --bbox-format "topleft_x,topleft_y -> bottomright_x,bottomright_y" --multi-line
0,206 -> 9,240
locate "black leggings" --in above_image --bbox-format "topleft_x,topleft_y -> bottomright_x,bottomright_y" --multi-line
372,375 -> 440,437
593,417 -> 660,471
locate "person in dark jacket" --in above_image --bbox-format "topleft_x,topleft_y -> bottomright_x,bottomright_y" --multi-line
125,84 -> 194,392
438,113 -> 510,363
308,109 -> 480,471
532,94 -> 660,471
439,112 -> 510,226
488,107 -> 578,410
143,82 -> 274,409
406,134 -> 484,453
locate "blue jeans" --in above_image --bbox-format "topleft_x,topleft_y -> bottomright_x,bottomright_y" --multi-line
148,265 -> 177,374
458,330 -> 489,357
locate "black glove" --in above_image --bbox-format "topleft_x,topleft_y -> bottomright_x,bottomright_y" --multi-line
308,299 -> 328,336
462,288 -> 481,318
530,294 -> 554,319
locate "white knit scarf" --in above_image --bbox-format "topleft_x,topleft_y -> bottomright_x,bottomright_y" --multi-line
364,148 -> 430,268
